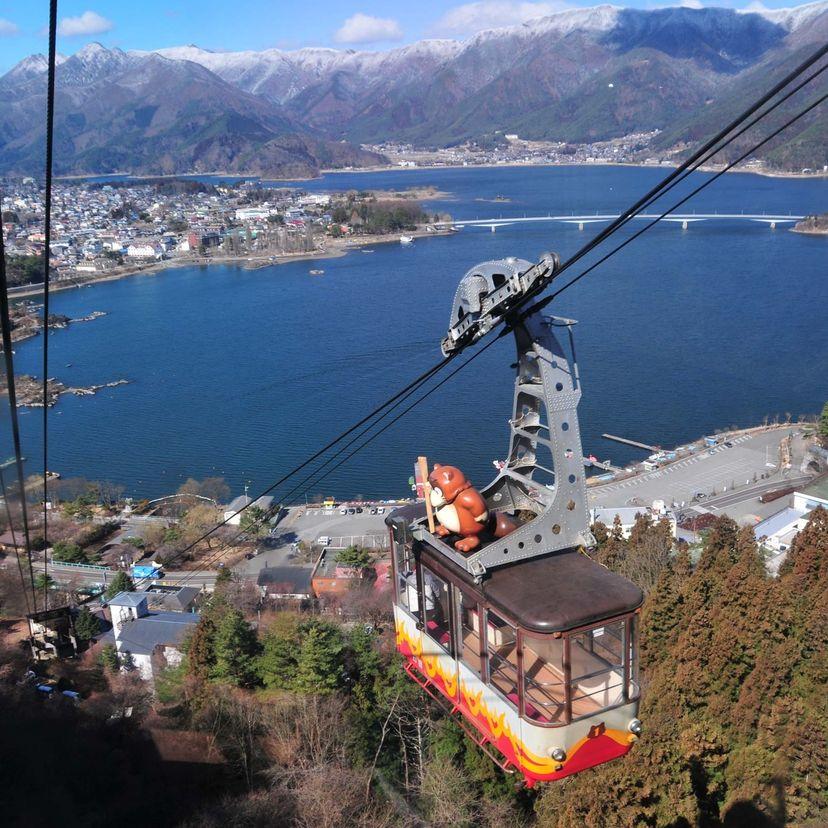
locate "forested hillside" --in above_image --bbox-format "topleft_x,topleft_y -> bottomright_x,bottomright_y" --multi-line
1,509 -> 826,826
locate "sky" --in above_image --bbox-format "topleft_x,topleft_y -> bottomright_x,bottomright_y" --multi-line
0,0 -> 820,73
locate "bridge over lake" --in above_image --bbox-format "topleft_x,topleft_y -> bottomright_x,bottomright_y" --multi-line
438,213 -> 804,231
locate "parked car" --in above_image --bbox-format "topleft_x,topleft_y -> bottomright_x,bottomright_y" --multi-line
377,507 -> 385,514
339,507 -> 348,514
356,507 -> 363,514
724,441 -> 734,448
694,492 -> 707,500
369,508 -> 377,514
348,508 -> 356,515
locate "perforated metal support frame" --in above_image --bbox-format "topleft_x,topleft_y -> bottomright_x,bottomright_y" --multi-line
414,302 -> 594,582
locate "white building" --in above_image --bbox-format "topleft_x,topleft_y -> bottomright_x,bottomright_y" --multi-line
590,505 -> 677,539
235,207 -> 271,221
223,494 -> 275,526
793,479 -> 828,513
104,592 -> 199,682
126,243 -> 163,260
755,478 -> 828,575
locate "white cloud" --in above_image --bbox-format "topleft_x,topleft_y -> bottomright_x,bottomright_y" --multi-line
334,13 -> 403,44
0,18 -> 20,36
680,0 -> 704,8
432,1 -> 568,37
57,11 -> 114,37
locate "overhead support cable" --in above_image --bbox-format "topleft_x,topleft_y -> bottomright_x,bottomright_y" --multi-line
0,232 -> 39,613
79,43 -> 827,592
545,42 -> 828,285
0,464 -> 33,617
40,0 -> 59,610
159,335 -> 502,590
521,89 -> 828,320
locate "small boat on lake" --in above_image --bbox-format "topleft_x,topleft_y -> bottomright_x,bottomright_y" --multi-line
309,269 -> 324,275
400,235 -> 414,245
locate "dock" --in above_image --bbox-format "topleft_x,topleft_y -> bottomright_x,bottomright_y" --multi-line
601,434 -> 659,452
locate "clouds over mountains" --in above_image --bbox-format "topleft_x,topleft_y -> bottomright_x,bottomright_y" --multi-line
1,2 -> 826,177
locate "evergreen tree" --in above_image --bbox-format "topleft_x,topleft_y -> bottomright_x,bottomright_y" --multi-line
74,606 -> 99,641
210,607 -> 260,687
293,619 -> 345,695
819,400 -> 828,447
104,570 -> 134,599
596,514 -> 627,571
99,643 -> 119,672
590,520 -> 609,545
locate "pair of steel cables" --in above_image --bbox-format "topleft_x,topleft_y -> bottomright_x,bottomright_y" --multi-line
0,4 -> 824,602
148,42 -> 828,592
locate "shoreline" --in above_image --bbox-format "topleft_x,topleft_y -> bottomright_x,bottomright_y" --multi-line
53,160 -> 828,185
9,226 -> 455,300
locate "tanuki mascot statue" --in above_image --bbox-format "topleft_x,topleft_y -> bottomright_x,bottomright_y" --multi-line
428,463 -> 515,553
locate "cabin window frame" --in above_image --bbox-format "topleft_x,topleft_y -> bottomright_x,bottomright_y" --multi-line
564,613 -> 638,724
389,520 -> 420,622
410,545 -> 640,728
419,562 -> 454,655
512,612 -> 639,729
454,586 -> 484,678
483,606 -> 520,713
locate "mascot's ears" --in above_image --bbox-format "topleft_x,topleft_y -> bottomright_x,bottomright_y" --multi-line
432,463 -> 442,471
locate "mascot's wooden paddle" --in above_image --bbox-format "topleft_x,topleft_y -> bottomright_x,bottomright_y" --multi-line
417,455 -> 436,533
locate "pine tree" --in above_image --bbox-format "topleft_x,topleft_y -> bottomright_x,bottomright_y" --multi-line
74,606 -> 99,641
293,619 -> 345,695
597,515 -> 627,571
99,643 -> 119,672
104,570 -> 134,599
210,607 -> 260,687
640,563 -> 680,668
258,619 -> 300,689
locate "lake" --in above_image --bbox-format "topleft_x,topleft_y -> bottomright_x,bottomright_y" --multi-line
5,165 -> 827,501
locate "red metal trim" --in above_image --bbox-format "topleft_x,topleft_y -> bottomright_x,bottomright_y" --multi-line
403,660 -> 516,775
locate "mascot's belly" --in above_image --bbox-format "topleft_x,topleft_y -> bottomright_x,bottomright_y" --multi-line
435,504 -> 461,534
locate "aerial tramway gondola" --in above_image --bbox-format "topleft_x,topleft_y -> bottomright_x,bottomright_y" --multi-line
386,256 -> 644,786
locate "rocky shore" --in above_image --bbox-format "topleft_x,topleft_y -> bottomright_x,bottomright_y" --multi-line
792,213 -> 828,235
3,375 -> 130,408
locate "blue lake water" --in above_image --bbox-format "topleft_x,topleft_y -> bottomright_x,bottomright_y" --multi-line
4,165 -> 827,501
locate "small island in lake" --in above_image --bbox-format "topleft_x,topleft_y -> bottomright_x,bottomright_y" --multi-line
0,374 -> 130,408
792,213 -> 828,235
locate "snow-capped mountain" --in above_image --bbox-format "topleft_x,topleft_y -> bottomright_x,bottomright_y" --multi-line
2,2 -> 826,175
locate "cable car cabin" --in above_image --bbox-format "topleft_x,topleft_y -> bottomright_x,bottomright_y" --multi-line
388,504 -> 643,786
387,258 -> 645,785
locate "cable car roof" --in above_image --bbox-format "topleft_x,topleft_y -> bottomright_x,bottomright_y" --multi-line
389,505 -> 644,633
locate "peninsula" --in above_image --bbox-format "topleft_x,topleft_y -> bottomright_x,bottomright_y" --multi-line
792,213 -> 828,235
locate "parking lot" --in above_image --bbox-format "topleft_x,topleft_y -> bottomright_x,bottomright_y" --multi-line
232,502 -> 399,575
589,428 -> 809,518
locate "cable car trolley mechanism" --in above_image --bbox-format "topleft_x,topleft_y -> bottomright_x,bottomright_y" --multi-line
387,255 -> 644,787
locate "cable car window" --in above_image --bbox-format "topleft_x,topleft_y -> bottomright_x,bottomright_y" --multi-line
628,614 -> 640,699
457,590 -> 482,676
485,609 -> 519,709
568,619 -> 626,719
521,635 -> 566,723
422,567 -> 452,652
392,525 -> 418,616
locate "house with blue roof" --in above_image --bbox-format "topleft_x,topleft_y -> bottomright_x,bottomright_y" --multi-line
102,591 -> 200,683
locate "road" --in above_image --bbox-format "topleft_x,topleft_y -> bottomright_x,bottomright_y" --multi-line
589,427 -> 810,520
27,560 -> 218,590
234,504 -> 394,576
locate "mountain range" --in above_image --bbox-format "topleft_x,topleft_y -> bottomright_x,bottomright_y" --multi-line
1,2 -> 826,178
